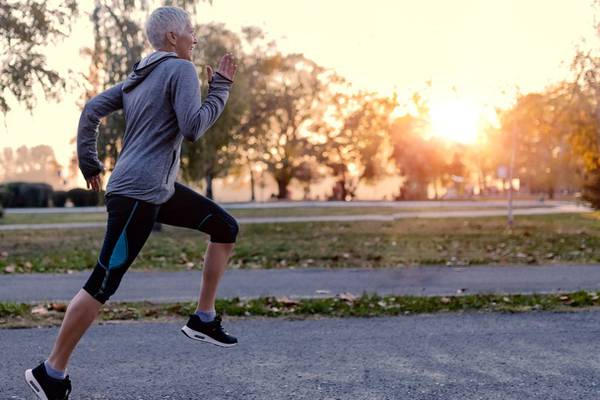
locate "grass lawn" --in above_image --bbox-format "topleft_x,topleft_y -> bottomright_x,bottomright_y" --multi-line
1,213 -> 600,273
1,290 -> 599,328
0,213 -> 108,225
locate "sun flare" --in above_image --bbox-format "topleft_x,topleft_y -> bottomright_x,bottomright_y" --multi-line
429,101 -> 480,144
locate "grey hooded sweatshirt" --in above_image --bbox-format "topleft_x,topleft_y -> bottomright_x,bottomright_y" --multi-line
77,51 -> 232,204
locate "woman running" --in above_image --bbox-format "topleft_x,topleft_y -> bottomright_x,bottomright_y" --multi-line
25,6 -> 238,399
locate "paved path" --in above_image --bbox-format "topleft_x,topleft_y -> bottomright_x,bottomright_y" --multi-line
0,204 -> 590,231
4,311 -> 600,399
3,199 -> 565,214
2,264 -> 600,303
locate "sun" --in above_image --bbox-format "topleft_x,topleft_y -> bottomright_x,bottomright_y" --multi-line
429,100 -> 480,144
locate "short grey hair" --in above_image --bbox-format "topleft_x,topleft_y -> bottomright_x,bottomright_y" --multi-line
145,6 -> 191,50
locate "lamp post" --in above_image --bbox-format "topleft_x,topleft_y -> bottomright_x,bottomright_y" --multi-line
507,127 -> 517,227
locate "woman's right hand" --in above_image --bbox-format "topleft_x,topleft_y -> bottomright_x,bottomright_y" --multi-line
86,173 -> 102,192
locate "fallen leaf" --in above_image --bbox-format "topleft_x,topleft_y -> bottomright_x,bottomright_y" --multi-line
31,305 -> 49,316
4,265 -> 16,273
276,296 -> 300,306
51,303 -> 67,312
338,292 -> 357,302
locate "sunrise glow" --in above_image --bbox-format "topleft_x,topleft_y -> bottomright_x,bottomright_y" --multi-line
429,101 -> 480,144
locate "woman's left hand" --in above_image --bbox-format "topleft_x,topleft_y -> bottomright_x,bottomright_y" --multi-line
216,53 -> 237,81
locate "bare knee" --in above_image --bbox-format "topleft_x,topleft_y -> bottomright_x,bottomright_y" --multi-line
208,241 -> 235,255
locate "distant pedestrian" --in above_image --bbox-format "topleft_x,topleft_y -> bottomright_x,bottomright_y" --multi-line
25,6 -> 238,399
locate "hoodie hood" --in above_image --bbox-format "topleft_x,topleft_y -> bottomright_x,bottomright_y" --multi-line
122,51 -> 178,93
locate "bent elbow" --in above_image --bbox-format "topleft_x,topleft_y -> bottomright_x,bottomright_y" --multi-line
82,99 -> 100,120
181,130 -> 197,142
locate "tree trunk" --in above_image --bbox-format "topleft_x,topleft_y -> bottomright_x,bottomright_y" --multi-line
249,166 -> 256,202
340,177 -> 348,201
276,178 -> 290,199
478,170 -> 486,196
206,174 -> 214,200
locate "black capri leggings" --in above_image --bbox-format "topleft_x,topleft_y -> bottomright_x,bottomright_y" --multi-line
83,182 -> 239,303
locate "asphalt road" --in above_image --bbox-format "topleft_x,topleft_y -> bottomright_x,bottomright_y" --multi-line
3,311 -> 600,399
2,265 -> 600,303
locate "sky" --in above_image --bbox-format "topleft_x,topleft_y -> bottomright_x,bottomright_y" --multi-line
1,0 -> 599,184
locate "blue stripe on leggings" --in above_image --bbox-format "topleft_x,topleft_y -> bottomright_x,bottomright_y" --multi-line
108,201 -> 139,270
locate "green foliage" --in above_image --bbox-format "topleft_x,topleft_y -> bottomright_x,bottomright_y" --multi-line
246,53 -> 327,199
67,188 -> 100,207
566,51 -> 600,208
498,90 -> 582,199
313,88 -> 397,200
0,182 -> 53,207
0,0 -> 78,113
0,302 -> 30,318
52,190 -> 68,207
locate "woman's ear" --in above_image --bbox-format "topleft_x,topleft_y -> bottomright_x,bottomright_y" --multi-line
165,31 -> 177,47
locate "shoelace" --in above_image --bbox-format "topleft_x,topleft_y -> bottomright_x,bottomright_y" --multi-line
212,316 -> 229,335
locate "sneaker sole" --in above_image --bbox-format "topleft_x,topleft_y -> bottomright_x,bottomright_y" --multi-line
181,325 -> 237,348
25,369 -> 49,400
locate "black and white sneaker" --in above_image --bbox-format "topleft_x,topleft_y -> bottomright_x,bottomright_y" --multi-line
181,314 -> 238,347
25,362 -> 72,400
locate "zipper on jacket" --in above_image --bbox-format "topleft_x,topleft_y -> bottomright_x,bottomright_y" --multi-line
165,151 -> 176,184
